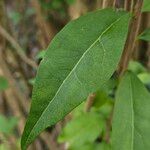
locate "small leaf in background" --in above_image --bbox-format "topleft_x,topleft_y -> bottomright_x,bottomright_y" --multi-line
0,115 -> 18,135
138,72 -> 150,92
112,72 -> 150,150
71,102 -> 85,118
128,60 -> 146,74
0,76 -> 9,91
25,8 -> 35,17
69,142 -> 110,150
65,0 -> 75,5
97,101 -> 113,119
38,0 -> 51,9
138,72 -> 150,85
0,144 -> 9,150
8,11 -> 22,25
93,90 -> 112,109
39,0 -> 62,10
58,112 -> 104,148
69,143 -> 95,150
138,28 -> 150,42
142,0 -> 150,12
21,9 -> 130,150
28,78 -> 36,86
35,50 -> 46,60
51,1 -> 62,9
93,78 -> 117,109
95,142 -> 111,150
100,77 -> 118,96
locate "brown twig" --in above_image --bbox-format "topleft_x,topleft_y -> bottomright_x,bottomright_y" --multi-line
68,0 -> 88,20
0,51 -> 30,114
31,0 -> 56,48
102,0 -> 115,8
0,50 -> 26,134
0,24 -> 38,69
118,0 -> 143,75
124,0 -> 132,11
104,109 -> 113,143
96,0 -> 103,9
84,93 -> 96,112
0,50 -> 58,149
113,0 -> 125,8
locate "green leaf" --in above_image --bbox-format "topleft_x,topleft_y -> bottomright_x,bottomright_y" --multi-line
66,0 -> 75,5
138,72 -> 150,85
25,8 -> 35,17
69,142 -> 110,150
69,143 -> 94,150
128,61 -> 146,74
92,77 -> 117,109
97,101 -> 113,119
0,144 -> 9,150
8,11 -> 22,25
0,76 -> 9,91
28,78 -> 36,86
142,0 -> 150,12
0,115 -> 18,135
58,112 -> 104,147
35,50 -> 46,60
21,9 -> 130,150
71,102 -> 85,118
51,1 -> 62,9
112,72 -> 150,150
93,90 -> 112,109
138,28 -> 150,42
94,142 -> 111,150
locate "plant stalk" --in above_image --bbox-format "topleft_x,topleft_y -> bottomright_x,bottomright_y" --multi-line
118,0 -> 143,75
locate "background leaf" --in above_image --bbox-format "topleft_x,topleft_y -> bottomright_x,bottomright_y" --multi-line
35,50 -> 46,60
0,76 -> 9,91
58,112 -> 104,147
8,11 -> 22,25
138,28 -> 150,42
68,142 -> 110,150
112,72 -> 150,150
142,0 -> 150,12
128,60 -> 146,74
21,9 -> 130,150
138,72 -> 150,85
0,115 -> 18,135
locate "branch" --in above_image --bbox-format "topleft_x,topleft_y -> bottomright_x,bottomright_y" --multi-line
0,24 -> 38,69
85,93 -> 96,112
102,0 -> 115,8
118,0 -> 143,75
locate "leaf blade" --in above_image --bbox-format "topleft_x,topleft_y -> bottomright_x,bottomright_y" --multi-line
142,0 -> 150,12
58,112 -> 104,147
138,28 -> 150,42
0,76 -> 9,91
21,9 -> 130,150
112,72 -> 150,150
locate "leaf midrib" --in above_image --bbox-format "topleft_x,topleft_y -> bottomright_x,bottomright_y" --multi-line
26,14 -> 127,145
129,76 -> 134,150
129,77 -> 147,150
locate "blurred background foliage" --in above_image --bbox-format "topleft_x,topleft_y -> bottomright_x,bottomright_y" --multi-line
0,0 -> 150,150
